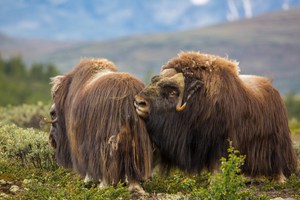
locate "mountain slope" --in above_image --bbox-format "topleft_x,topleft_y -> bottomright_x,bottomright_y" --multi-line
34,7 -> 300,94
0,33 -> 80,65
1,7 -> 299,94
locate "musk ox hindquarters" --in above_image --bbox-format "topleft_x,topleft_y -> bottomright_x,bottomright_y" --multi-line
49,58 -> 153,191
134,51 -> 298,182
49,58 -> 118,170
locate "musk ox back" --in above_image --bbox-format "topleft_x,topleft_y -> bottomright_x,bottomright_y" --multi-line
49,58 -> 153,191
134,51 -> 298,182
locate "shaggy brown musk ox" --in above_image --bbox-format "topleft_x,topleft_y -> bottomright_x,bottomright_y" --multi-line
49,58 -> 153,191
134,51 -> 298,182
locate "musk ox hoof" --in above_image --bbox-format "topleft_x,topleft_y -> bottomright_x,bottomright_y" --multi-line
128,182 -> 146,195
273,172 -> 286,184
84,174 -> 92,183
99,180 -> 108,189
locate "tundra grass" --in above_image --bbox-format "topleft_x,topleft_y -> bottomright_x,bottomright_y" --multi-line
1,141 -> 300,199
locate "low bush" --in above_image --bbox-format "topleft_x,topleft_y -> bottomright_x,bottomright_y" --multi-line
0,102 -> 51,131
191,141 -> 254,200
0,124 -> 57,170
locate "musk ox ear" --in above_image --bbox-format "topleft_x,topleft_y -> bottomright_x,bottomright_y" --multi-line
50,75 -> 65,98
185,79 -> 202,101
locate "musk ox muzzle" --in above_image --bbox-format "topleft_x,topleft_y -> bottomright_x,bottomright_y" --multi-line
134,95 -> 149,119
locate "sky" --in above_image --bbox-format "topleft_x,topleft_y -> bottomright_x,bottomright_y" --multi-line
0,0 -> 299,41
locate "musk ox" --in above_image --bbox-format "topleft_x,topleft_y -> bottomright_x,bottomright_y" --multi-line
134,51 -> 298,182
49,58 -> 153,192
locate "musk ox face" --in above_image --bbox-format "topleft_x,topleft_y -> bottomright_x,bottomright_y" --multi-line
48,104 -> 57,149
48,103 -> 72,168
134,68 -> 187,120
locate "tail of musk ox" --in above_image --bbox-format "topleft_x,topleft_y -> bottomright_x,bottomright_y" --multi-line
50,58 -> 153,185
135,51 -> 298,180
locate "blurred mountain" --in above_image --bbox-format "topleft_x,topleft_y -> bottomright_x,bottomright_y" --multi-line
0,0 -> 300,40
0,7 -> 300,94
0,32 -> 81,62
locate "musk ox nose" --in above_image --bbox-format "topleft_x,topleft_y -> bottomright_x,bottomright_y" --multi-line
134,95 -> 149,119
135,96 -> 147,107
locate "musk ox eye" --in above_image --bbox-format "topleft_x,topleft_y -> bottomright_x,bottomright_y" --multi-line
161,85 -> 179,101
50,110 -> 56,120
169,90 -> 179,98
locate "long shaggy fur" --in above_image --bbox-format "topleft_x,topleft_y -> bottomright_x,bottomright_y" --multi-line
138,51 -> 298,179
50,58 -> 153,185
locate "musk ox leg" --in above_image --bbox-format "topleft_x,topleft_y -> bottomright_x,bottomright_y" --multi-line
99,179 -> 108,189
272,171 -> 286,183
128,180 -> 146,195
84,174 -> 92,183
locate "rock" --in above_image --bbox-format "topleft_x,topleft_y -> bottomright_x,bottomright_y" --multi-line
22,179 -> 32,185
0,179 -> 6,185
155,193 -> 185,200
1,192 -> 9,198
9,185 -> 19,194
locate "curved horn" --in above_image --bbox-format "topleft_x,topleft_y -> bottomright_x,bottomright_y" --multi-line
168,73 -> 186,112
176,102 -> 186,112
160,68 -> 177,77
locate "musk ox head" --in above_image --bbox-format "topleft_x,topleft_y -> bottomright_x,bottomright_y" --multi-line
134,52 -> 238,120
135,51 -> 297,181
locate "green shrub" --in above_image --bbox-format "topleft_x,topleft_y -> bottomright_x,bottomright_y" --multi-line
191,141 -> 253,200
143,170 -> 208,195
0,102 -> 51,131
0,124 -> 57,170
285,92 -> 300,121
295,143 -> 300,160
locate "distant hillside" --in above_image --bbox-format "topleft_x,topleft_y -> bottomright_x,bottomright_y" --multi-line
0,33 -> 80,66
1,7 -> 300,94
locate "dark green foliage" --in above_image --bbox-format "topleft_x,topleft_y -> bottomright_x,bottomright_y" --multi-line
143,170 -> 209,195
205,142 -> 248,199
285,92 -> 300,136
0,124 -> 57,170
190,141 -> 253,200
0,102 -> 51,131
294,143 -> 300,161
0,55 -> 59,106
285,92 -> 300,120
